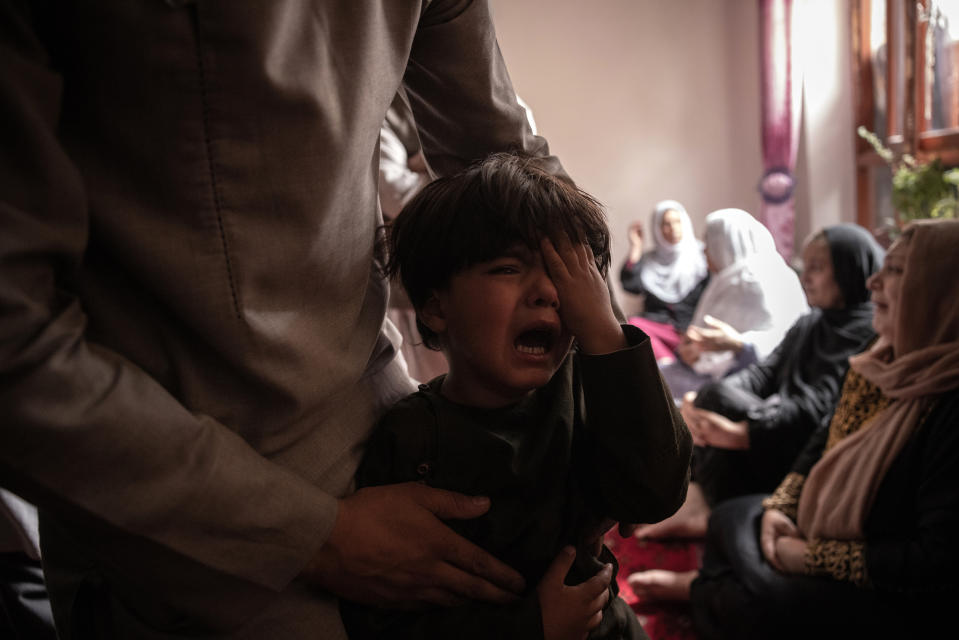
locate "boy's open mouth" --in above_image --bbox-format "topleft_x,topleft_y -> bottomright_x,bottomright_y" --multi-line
514,326 -> 558,356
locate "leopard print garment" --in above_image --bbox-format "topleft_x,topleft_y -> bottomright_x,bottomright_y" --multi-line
803,369 -> 940,584
805,369 -> 891,584
761,368 -> 890,584
804,539 -> 868,586
824,367 -> 892,451
762,472 -> 805,521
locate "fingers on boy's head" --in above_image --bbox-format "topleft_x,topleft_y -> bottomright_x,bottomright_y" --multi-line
385,152 -> 610,313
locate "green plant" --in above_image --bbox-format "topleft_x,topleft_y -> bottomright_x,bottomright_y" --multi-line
858,126 -> 959,223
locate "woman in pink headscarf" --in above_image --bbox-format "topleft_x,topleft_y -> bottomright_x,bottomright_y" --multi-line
688,219 -> 959,639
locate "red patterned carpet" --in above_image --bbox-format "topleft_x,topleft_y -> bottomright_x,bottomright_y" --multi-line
606,533 -> 703,640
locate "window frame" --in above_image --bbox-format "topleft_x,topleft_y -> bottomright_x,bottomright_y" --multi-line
853,0 -> 959,227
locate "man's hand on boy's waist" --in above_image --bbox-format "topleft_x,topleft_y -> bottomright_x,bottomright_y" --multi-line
304,482 -> 526,609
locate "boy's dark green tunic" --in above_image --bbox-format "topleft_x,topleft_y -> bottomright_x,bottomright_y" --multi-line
343,325 -> 692,639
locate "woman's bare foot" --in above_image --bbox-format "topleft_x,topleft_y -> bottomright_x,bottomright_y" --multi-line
627,569 -> 698,601
633,482 -> 709,539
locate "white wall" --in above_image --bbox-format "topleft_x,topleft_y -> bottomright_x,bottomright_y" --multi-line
794,0 -> 858,245
489,0 -> 855,312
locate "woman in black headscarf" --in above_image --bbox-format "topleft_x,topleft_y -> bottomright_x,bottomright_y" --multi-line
630,224 -> 884,553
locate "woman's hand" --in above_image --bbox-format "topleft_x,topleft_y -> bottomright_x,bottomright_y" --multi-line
680,395 -> 749,450
773,536 -> 807,574
677,330 -> 704,366
406,150 -> 428,174
760,508 -> 803,573
692,409 -> 749,449
537,547 -> 611,640
686,315 -> 744,354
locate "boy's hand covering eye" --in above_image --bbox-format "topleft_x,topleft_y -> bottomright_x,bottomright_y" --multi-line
541,236 -> 626,354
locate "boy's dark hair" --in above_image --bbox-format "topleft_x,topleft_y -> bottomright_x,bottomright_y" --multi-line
385,152 -> 611,350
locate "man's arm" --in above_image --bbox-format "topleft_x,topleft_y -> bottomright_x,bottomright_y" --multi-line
402,0 -> 565,180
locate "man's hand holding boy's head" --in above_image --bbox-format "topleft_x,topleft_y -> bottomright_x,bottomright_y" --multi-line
541,235 -> 625,355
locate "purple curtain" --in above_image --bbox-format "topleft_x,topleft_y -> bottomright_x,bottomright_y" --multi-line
758,0 -> 800,261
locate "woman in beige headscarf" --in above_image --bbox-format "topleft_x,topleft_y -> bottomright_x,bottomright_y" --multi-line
687,219 -> 959,640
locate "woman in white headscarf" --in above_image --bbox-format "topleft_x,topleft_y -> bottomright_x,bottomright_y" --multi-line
661,208 -> 808,399
621,200 -> 710,360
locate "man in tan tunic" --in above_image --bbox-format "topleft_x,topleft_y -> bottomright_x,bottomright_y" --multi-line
0,1 -> 566,637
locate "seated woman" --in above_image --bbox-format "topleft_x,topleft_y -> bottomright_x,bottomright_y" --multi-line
628,224 -> 883,594
687,219 -> 959,639
660,208 -> 808,399
620,200 -> 709,361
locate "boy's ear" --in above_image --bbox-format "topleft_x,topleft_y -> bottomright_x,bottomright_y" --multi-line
418,291 -> 448,335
